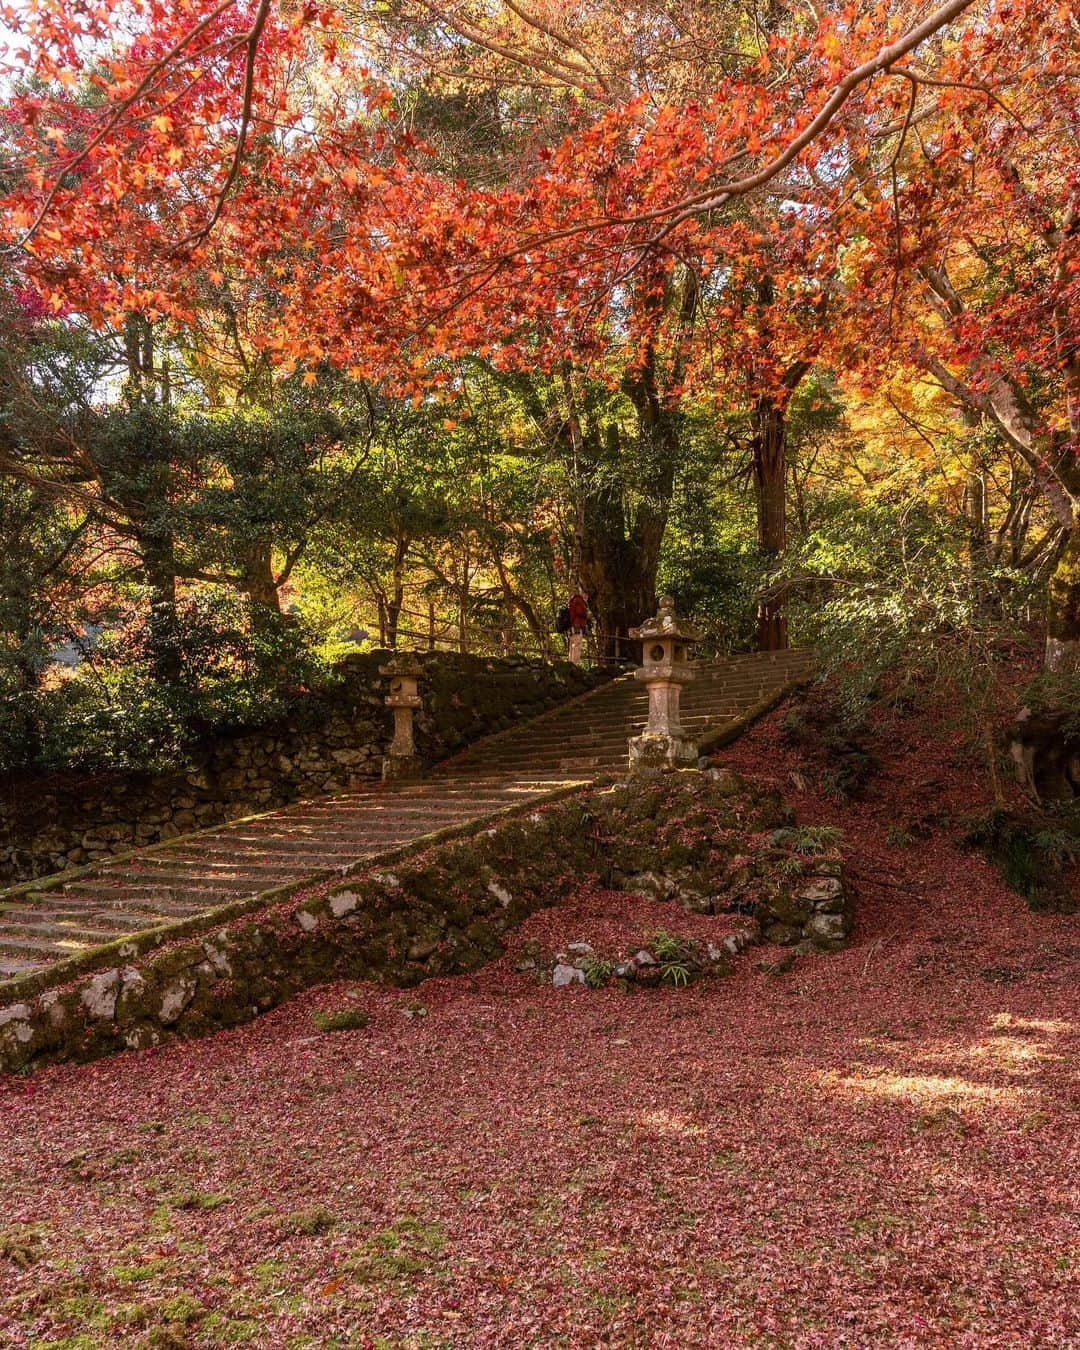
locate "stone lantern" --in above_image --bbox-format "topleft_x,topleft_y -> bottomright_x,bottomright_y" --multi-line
380,653 -> 425,781
628,596 -> 700,775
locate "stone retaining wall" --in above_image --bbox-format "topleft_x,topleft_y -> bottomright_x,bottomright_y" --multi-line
0,654 -> 605,885
0,772 -> 852,1074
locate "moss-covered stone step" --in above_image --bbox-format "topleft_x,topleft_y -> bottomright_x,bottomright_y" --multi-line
0,902 -> 150,928
105,861 -> 314,884
61,875 -> 255,897
6,920 -> 133,946
14,892 -> 209,920
0,932 -> 94,959
0,957 -> 40,978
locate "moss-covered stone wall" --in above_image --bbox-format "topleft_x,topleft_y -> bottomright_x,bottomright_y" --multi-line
0,771 -> 851,1075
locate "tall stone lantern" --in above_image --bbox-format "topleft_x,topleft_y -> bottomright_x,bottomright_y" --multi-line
380,653 -> 424,781
628,596 -> 700,775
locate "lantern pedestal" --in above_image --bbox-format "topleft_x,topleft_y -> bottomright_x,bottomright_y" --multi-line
628,597 -> 701,776
380,654 -> 424,782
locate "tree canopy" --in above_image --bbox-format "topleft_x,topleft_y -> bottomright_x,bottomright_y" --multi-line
0,0 -> 1076,774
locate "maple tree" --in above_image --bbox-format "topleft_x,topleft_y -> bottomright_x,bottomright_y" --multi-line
0,0 -> 1076,673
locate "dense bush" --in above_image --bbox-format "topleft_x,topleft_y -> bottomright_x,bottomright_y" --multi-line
782,494 -> 1041,711
1,592 -> 332,774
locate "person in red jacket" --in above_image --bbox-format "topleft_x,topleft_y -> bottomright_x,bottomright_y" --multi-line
567,589 -> 591,664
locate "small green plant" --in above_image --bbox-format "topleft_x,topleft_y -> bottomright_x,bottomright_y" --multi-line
1031,827 -> 1080,866
793,824 -> 843,854
650,930 -> 686,962
312,1006 -> 370,1033
886,825 -> 915,847
662,961 -> 691,987
583,958 -> 613,989
772,824 -> 843,856
650,930 -> 693,987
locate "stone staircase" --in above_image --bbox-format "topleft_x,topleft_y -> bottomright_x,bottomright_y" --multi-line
0,648 -> 813,997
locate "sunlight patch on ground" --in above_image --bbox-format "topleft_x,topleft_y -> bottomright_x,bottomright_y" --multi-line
894,1032 -> 1064,1075
635,1108 -> 706,1138
954,1036 -> 1059,1070
814,1068 -> 1034,1111
988,1012 -> 1074,1035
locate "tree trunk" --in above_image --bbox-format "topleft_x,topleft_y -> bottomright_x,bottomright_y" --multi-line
241,540 -> 282,630
386,535 -> 408,649
579,518 -> 661,664
752,394 -> 789,652
1046,518 -> 1080,671
578,421 -> 667,665
964,468 -> 998,618
457,540 -> 471,654
141,534 -> 182,684
578,391 -> 678,662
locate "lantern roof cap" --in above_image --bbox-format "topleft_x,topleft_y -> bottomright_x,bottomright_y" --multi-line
379,652 -> 425,679
629,596 -> 700,643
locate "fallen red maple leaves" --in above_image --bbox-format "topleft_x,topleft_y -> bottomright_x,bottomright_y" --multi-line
0,698 -> 1076,1345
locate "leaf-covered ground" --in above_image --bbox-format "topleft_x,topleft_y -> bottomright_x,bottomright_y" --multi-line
1,699 -> 1077,1348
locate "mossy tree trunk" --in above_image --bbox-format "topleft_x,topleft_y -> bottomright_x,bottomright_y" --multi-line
752,393 -> 790,652
241,539 -> 282,631
578,416 -> 675,664
1046,514 -> 1080,671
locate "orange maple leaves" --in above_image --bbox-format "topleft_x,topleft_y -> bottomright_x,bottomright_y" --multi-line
0,0 -> 1075,408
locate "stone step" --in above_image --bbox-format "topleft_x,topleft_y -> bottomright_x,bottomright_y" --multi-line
251,796 -> 502,817
464,753 -> 624,769
459,731 -> 716,756
157,842 -> 394,864
12,921 -> 136,946
186,811 -> 490,835
449,698 -> 790,743
68,885 -> 260,906
231,806 -> 513,832
0,903 -> 145,929
265,807 -> 512,828
58,882 -> 250,903
0,933 -> 95,959
22,892 -> 209,920
66,868 -> 290,889
467,717 -> 725,744
0,956 -> 44,979
58,884 -> 244,907
115,860 -> 316,883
